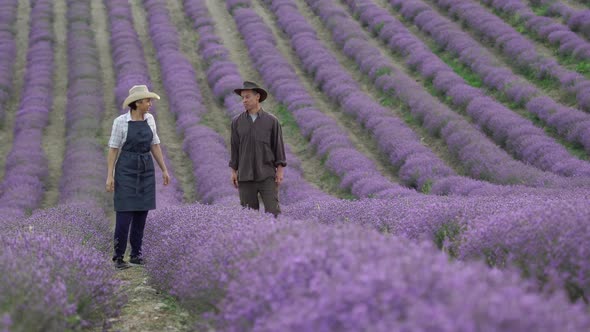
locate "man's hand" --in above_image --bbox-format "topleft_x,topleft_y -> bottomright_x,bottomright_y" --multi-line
231,168 -> 239,189
275,166 -> 284,185
106,175 -> 115,192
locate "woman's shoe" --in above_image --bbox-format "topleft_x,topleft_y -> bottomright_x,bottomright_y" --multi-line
114,258 -> 131,270
129,256 -> 144,266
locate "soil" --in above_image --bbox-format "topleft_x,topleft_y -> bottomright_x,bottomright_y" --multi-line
105,266 -> 193,332
40,0 -> 68,209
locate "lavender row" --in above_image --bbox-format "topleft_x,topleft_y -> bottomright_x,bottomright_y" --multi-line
389,0 -> 590,155
0,0 -> 53,219
182,0 -> 331,205
284,188 -> 590,300
342,0 -> 590,176
58,0 -> 109,207
104,0 -> 183,206
430,0 -> 590,111
544,0 -> 590,40
458,198 -> 590,301
0,0 -> 18,125
0,204 -> 125,331
480,0 -> 590,60
261,0 -> 460,192
304,0 -> 588,189
141,203 -> 590,331
225,0 -> 418,198
1,1 -> 126,326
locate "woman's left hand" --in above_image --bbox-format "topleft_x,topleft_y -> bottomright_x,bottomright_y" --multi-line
163,171 -> 170,186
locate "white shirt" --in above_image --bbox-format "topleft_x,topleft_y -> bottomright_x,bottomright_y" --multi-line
108,111 -> 160,149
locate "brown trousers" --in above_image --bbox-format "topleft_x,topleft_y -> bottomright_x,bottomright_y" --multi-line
238,177 -> 281,217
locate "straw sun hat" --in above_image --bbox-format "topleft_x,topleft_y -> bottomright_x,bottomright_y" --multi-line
122,85 -> 160,109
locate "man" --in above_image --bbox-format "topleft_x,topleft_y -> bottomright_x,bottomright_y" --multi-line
229,81 -> 287,217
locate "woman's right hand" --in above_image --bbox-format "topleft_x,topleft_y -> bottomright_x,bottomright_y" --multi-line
106,176 -> 115,192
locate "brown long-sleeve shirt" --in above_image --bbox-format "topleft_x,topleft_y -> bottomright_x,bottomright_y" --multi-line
229,109 -> 287,182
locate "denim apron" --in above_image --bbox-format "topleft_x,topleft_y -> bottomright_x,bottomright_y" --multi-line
114,120 -> 156,211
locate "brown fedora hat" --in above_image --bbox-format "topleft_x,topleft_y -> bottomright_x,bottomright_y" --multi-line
234,81 -> 268,102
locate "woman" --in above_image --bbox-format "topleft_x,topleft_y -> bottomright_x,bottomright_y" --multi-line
106,85 -> 170,270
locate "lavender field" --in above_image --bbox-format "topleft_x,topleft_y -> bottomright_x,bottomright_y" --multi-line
1,0 -> 590,330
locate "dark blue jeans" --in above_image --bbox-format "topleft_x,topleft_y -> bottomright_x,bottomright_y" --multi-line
113,211 -> 148,261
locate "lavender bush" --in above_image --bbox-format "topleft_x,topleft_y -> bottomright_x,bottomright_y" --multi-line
542,0 -> 590,42
1,203 -> 112,252
283,190 -> 588,241
218,222 -> 589,331
459,198 -> 590,302
141,203 -> 590,331
0,230 -> 124,331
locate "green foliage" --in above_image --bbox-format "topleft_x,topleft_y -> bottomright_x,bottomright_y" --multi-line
531,4 -> 550,16
373,22 -> 385,34
439,53 -> 483,88
420,179 -> 432,194
524,113 -> 588,160
374,67 -> 392,77
274,103 -> 301,136
434,222 -> 463,257
575,61 -> 590,75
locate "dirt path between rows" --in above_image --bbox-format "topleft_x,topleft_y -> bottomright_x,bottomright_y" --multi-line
40,0 -> 67,209
0,0 -> 30,183
205,0 -> 363,197
129,0 -> 198,203
295,0 -> 469,174
107,267 -> 192,332
91,0 -> 118,211
92,0 -> 118,152
252,0 -> 402,183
